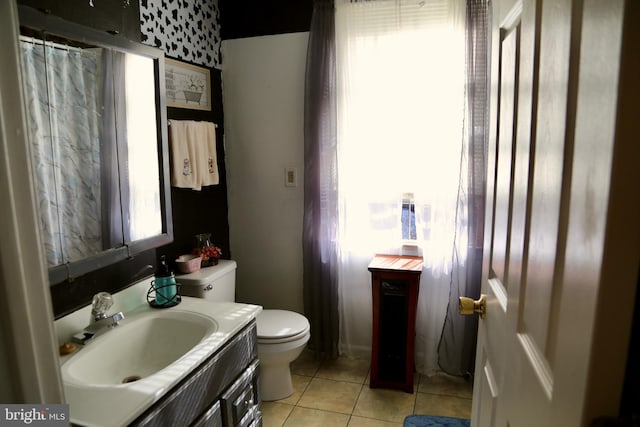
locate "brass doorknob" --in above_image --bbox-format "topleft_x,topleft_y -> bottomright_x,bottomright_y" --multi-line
459,294 -> 486,319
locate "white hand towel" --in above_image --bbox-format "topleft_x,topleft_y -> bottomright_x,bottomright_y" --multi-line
199,122 -> 219,187
168,120 -> 218,191
169,120 -> 198,190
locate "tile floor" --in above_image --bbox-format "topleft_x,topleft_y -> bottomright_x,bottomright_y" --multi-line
260,350 -> 473,427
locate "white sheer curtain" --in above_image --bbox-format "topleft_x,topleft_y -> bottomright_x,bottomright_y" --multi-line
124,53 -> 162,242
335,0 -> 466,374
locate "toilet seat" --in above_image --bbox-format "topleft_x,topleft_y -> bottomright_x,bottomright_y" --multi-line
257,310 -> 310,344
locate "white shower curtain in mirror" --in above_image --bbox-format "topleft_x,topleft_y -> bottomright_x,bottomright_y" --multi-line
335,0 -> 466,375
20,40 -> 103,266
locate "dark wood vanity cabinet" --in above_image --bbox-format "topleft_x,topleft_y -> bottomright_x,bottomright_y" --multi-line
131,321 -> 262,427
368,255 -> 422,393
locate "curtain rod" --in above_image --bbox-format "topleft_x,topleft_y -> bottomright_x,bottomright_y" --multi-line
168,120 -> 218,128
19,35 -> 84,53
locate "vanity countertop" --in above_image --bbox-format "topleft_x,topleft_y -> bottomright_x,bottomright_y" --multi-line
58,297 -> 261,427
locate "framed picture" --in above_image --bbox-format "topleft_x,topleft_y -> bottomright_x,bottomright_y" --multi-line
164,58 -> 211,111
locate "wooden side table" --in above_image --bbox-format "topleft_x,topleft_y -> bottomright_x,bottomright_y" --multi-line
368,254 -> 423,393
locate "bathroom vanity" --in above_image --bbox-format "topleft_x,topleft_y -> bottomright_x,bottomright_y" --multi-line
56,286 -> 262,427
131,321 -> 261,427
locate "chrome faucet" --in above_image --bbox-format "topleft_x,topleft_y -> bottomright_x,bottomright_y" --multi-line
72,292 -> 125,345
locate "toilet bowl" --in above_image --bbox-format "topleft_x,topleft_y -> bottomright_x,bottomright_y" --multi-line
256,309 -> 310,401
176,260 -> 311,402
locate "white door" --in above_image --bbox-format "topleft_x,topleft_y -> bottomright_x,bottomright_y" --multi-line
469,0 -> 640,426
0,0 -> 64,402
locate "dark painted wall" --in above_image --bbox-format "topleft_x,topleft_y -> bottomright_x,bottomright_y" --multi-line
161,80 -> 229,268
17,0 -> 142,41
219,0 -> 313,40
138,1 -> 228,265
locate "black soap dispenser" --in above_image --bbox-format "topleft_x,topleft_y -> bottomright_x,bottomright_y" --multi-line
150,255 -> 180,308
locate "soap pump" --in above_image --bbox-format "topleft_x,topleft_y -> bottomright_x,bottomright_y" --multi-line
151,255 -> 179,307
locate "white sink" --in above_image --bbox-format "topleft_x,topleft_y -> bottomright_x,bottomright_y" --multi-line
58,296 -> 261,427
61,309 -> 217,386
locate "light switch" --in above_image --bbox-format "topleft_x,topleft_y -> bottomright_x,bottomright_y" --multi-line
285,167 -> 297,187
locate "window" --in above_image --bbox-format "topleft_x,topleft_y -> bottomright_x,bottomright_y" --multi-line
401,192 -> 416,241
336,0 -> 465,262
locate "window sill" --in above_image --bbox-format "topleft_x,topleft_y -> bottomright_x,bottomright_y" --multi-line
401,242 -> 420,256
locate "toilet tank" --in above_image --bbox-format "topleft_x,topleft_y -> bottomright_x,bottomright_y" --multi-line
175,260 -> 237,302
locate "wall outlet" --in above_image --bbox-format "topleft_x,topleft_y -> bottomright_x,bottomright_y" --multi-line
285,167 -> 297,187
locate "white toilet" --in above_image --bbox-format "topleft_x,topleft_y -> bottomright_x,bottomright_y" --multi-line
176,260 -> 310,401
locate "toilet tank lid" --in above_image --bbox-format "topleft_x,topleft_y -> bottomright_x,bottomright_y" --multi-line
257,310 -> 310,339
175,259 -> 237,284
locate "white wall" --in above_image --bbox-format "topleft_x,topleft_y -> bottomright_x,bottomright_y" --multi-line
222,33 -> 308,313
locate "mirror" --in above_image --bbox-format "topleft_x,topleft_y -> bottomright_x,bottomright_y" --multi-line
18,6 -> 173,285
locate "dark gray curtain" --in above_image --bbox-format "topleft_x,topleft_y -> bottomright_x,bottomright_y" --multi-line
438,0 -> 490,377
111,50 -> 132,244
302,0 -> 339,360
100,49 -> 124,250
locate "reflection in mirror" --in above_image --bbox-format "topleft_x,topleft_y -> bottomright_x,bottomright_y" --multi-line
18,4 -> 173,286
122,53 -> 162,242
20,33 -> 124,266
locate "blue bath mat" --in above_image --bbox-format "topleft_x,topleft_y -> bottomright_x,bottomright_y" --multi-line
404,415 -> 471,427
